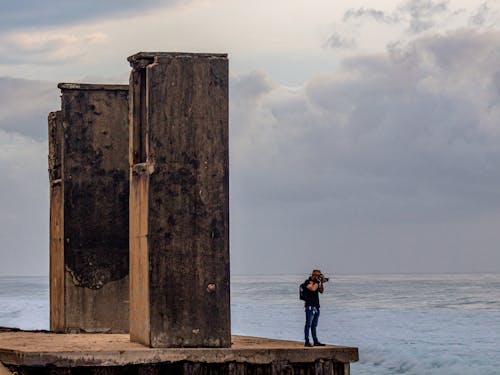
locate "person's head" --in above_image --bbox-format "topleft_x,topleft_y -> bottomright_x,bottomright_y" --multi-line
311,269 -> 322,279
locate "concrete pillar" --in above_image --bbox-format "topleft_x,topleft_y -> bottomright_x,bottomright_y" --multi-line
128,52 -> 230,347
49,83 -> 130,333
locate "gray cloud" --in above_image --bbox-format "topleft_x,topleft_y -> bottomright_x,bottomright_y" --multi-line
398,0 -> 450,34
0,0 -> 184,32
230,30 -> 500,273
340,0 -> 476,43
0,31 -> 109,66
469,1 -> 500,28
0,77 -> 59,139
231,71 -> 275,102
343,8 -> 400,24
470,3 -> 490,26
324,32 -> 356,49
235,30 -> 500,215
331,7 -> 396,50
335,0 -> 455,53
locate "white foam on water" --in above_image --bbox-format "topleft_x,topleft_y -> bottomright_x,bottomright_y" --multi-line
0,276 -> 49,330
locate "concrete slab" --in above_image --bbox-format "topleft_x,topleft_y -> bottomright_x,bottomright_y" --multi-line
0,332 -> 358,367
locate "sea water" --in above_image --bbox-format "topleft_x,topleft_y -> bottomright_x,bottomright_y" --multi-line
1,273 -> 499,374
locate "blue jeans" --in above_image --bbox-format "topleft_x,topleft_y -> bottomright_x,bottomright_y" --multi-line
304,306 -> 320,343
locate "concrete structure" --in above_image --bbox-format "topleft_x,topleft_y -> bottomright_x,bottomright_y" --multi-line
49,83 -> 130,333
128,52 -> 230,348
0,331 -> 359,374
35,52 -> 361,374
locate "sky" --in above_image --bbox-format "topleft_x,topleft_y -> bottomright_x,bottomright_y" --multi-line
1,0 -> 500,276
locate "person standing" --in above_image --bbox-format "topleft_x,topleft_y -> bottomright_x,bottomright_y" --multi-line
303,269 -> 327,347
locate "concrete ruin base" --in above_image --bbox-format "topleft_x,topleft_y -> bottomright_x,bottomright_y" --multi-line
0,332 -> 358,374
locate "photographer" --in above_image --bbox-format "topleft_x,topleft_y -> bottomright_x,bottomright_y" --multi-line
303,269 -> 328,347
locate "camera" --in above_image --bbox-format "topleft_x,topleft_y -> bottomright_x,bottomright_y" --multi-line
316,274 -> 329,283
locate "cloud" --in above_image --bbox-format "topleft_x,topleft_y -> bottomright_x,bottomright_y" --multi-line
469,1 -> 500,28
0,31 -> 108,64
335,0 -> 461,54
0,77 -> 59,140
229,29 -> 500,273
231,29 -> 500,223
470,2 -> 490,26
231,70 -> 275,102
343,8 -> 400,24
331,0 -> 500,55
0,0 -> 185,32
324,32 -> 356,49
398,0 -> 450,34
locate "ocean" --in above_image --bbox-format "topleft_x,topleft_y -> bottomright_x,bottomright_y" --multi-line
0,273 -> 499,374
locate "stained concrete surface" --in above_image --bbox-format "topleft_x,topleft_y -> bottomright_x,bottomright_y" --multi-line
0,332 -> 358,367
128,52 -> 230,347
49,84 -> 130,333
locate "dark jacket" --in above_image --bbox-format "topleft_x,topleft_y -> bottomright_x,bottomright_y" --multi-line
303,278 -> 320,308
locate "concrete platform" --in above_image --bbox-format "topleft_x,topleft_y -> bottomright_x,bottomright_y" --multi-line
0,332 -> 357,368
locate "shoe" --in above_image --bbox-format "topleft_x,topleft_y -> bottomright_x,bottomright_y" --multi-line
304,341 -> 313,347
314,341 -> 326,346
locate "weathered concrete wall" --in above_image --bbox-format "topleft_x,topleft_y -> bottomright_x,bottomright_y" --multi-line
49,83 -> 130,333
5,360 -> 350,375
128,52 -> 230,347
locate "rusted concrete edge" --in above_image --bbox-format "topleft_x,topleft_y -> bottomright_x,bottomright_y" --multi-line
57,83 -> 129,91
0,362 -> 12,375
0,347 -> 358,368
127,52 -> 227,63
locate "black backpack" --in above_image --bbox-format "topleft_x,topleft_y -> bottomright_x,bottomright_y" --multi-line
299,280 -> 309,301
